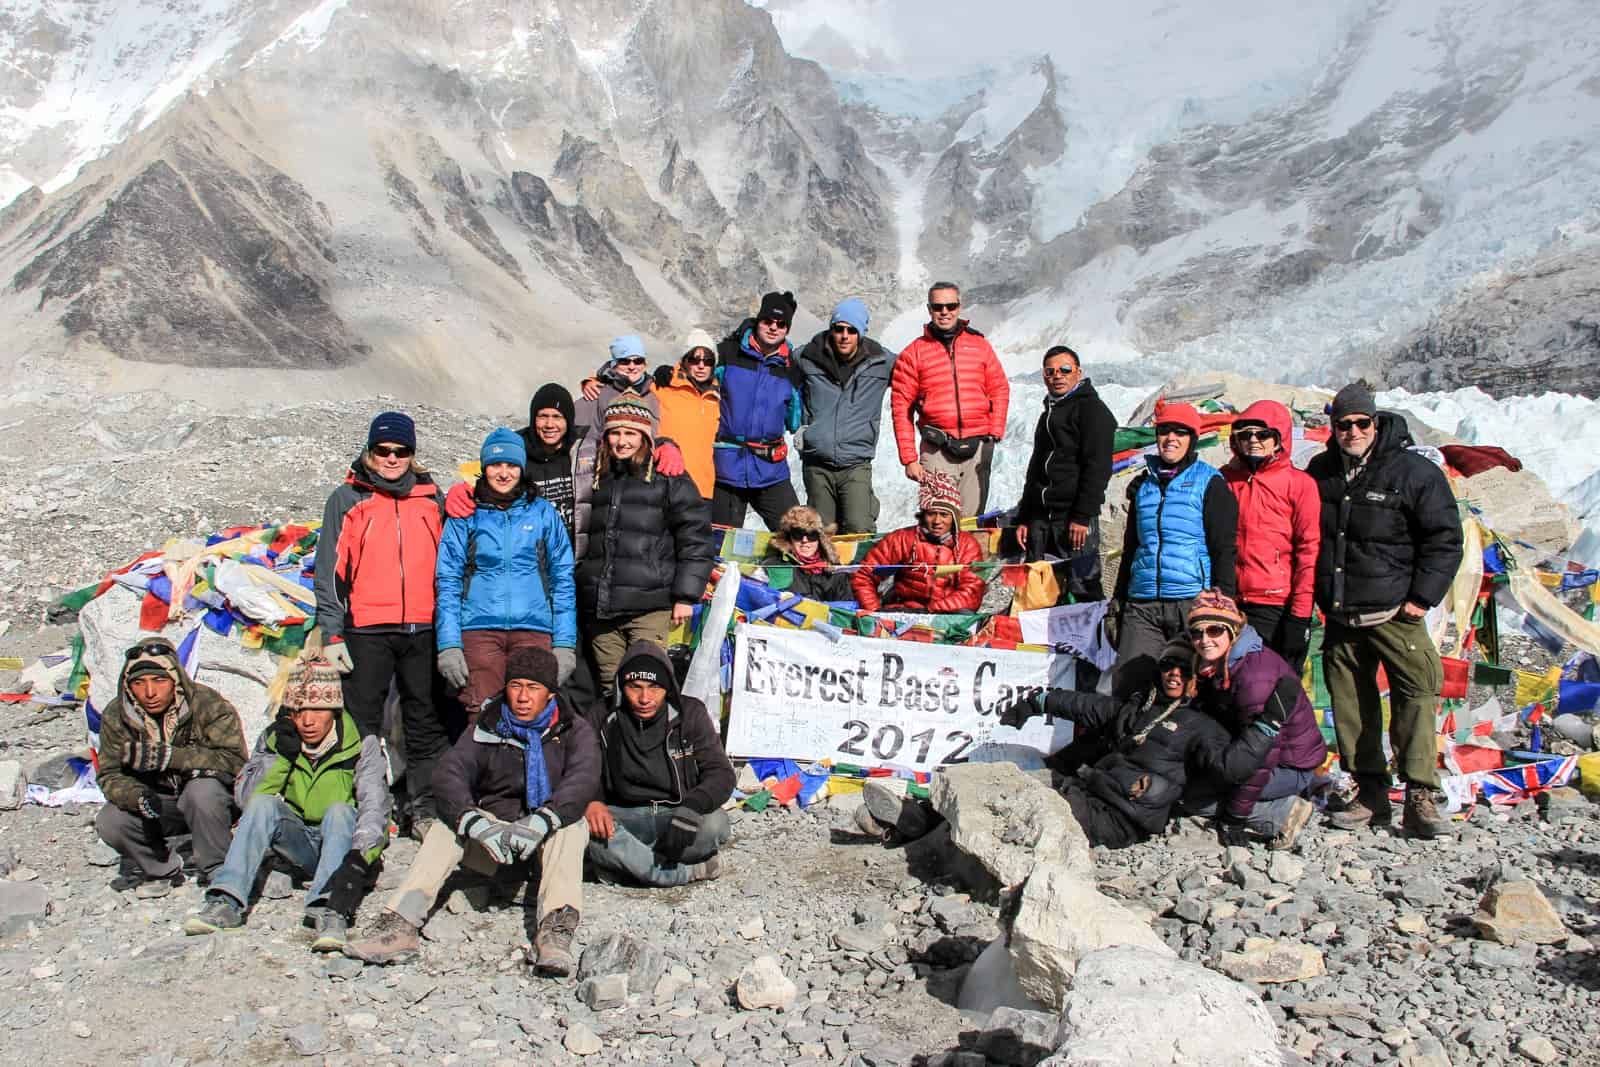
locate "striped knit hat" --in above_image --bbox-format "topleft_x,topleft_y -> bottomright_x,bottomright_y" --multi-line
917,469 -> 963,518
1187,589 -> 1245,639
284,657 -> 343,711
603,397 -> 656,444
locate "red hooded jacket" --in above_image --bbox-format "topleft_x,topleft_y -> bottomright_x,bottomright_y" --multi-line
890,322 -> 1009,466
852,526 -> 987,613
1221,400 -> 1320,617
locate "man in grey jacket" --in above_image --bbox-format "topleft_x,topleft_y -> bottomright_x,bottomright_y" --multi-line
795,298 -> 896,534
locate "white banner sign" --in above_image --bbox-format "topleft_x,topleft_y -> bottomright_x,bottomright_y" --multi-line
726,623 -> 1074,772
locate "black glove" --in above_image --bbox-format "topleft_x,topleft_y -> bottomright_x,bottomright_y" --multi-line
122,740 -> 173,773
272,712 -> 303,762
657,807 -> 702,860
996,690 -> 1047,730
135,792 -> 162,820
1278,615 -> 1311,664
322,850 -> 374,918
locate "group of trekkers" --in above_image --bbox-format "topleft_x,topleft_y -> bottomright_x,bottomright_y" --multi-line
89,282 -> 1464,977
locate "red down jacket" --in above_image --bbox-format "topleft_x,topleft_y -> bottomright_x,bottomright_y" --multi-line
890,322 -> 1010,466
1221,400 -> 1321,617
852,526 -> 987,613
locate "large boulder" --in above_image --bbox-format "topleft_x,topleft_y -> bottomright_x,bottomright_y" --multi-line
1043,947 -> 1282,1067
1009,865 -> 1172,1009
930,763 -> 1093,887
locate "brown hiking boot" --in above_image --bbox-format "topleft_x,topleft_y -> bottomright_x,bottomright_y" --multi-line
1269,797 -> 1315,851
1402,786 -> 1453,839
532,906 -> 578,977
1328,775 -> 1393,831
342,910 -> 421,966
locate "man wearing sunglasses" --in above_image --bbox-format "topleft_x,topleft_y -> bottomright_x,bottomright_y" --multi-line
794,298 -> 895,534
94,638 -> 247,892
1013,345 -> 1116,601
1306,384 -> 1462,839
711,291 -> 805,530
1221,400 -> 1320,672
890,282 -> 1009,516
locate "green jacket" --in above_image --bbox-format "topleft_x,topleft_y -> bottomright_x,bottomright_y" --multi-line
96,648 -> 248,813
235,710 -> 390,862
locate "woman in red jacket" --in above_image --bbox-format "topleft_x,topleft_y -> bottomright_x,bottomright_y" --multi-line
1222,400 -> 1321,673
851,471 -> 987,613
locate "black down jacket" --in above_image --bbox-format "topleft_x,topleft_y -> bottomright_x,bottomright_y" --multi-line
1014,378 -> 1117,527
1042,687 -> 1273,836
1305,412 -> 1462,618
577,456 -> 714,621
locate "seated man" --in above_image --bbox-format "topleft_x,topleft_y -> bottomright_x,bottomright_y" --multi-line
851,470 -> 986,614
991,637 -> 1312,850
183,658 -> 390,950
94,637 -> 247,891
584,642 -> 735,886
344,647 -> 598,975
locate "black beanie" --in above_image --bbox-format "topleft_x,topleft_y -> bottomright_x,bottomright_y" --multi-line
529,383 -> 576,428
505,646 -> 559,691
757,291 -> 798,325
618,651 -> 670,690
1329,384 -> 1377,421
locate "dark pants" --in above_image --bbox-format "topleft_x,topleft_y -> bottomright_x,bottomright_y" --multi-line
95,777 -> 234,878
1241,602 -> 1306,676
460,630 -> 552,717
1022,517 -> 1104,602
1112,598 -> 1197,699
1324,615 -> 1443,789
343,629 -> 448,818
803,462 -> 878,534
1059,778 -> 1144,850
712,480 -> 799,531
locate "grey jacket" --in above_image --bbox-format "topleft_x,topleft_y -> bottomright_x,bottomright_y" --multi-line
795,331 -> 896,469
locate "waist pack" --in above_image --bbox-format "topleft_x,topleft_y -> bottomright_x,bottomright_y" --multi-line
720,436 -> 789,463
920,424 -> 984,462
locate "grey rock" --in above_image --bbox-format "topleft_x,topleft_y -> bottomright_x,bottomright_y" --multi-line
564,1021 -> 603,1056
978,1006 -> 1058,1066
834,924 -> 890,954
87,841 -> 121,867
1173,895 -> 1210,925
929,762 -> 1094,886
0,761 -> 23,810
261,869 -> 296,900
1550,714 -> 1594,749
1228,860 -> 1271,893
285,1023 -> 329,1057
578,931 -> 668,995
1513,1030 -> 1560,1064
577,973 -> 629,1010
1267,853 -> 1306,884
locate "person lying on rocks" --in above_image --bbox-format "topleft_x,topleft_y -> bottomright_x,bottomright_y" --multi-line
583,641 -> 735,886
183,658 -> 389,950
850,470 -> 986,614
94,637 -> 247,892
343,647 -> 599,975
983,637 -> 1301,848
1183,590 -> 1325,848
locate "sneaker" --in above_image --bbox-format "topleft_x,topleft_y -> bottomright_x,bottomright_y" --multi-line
854,805 -> 888,840
343,909 -> 422,965
1402,786 -> 1453,839
687,855 -> 724,883
310,910 -> 350,953
1328,775 -> 1393,831
531,906 -> 579,977
183,894 -> 245,935
111,863 -> 186,894
1269,797 -> 1315,851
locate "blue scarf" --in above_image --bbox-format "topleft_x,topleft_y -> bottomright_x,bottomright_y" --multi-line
492,697 -> 558,811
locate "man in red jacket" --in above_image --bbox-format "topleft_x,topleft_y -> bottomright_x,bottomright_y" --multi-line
1221,400 -> 1321,673
852,471 -> 987,613
890,282 -> 1010,516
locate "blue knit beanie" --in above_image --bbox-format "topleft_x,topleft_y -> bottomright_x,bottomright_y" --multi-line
608,335 -> 647,364
480,427 -> 526,469
830,298 -> 870,335
367,411 -> 416,451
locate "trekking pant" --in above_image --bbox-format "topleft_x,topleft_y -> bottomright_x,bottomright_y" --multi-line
95,777 -> 234,878
712,479 -> 800,531
343,629 -> 449,818
1057,778 -> 1144,850
803,462 -> 879,534
1241,602 -> 1307,676
461,630 -> 553,719
208,795 -> 356,913
917,439 -> 995,517
1193,767 -> 1317,836
585,804 -> 731,887
1323,615 -> 1443,788
385,819 -> 587,929
1112,597 -> 1196,698
588,610 -> 673,697
1022,517 -> 1105,603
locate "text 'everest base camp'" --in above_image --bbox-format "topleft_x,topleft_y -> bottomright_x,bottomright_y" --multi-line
2,0 -> 1600,1065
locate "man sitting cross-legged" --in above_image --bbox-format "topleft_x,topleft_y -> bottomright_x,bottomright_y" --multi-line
343,647 -> 598,975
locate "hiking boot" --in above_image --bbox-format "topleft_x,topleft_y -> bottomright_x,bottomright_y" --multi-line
688,855 -> 724,882
183,894 -> 245,935
1269,797 -> 1315,852
1402,786 -> 1453,839
342,910 -> 421,965
862,779 -> 935,842
531,905 -> 579,977
854,804 -> 888,840
1327,776 -> 1393,831
111,863 -> 186,894
409,816 -> 437,845
309,909 -> 350,953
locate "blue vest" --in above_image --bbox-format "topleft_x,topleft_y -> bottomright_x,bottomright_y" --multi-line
1128,458 -> 1219,600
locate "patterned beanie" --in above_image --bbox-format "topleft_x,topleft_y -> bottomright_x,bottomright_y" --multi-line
1187,589 -> 1246,638
917,469 -> 963,517
603,398 -> 657,443
285,657 -> 343,711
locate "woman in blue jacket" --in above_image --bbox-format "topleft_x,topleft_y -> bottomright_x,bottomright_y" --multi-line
435,429 -> 578,721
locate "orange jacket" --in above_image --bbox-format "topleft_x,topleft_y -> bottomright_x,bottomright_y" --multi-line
890,322 -> 1010,466
316,464 -> 443,637
852,525 -> 987,613
654,364 -> 720,499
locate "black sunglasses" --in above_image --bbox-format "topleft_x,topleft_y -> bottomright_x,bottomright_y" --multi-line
125,640 -> 176,660
371,444 -> 413,459
928,302 -> 960,312
830,324 -> 859,335
1335,416 -> 1374,432
1042,366 -> 1077,377
1188,624 -> 1231,640
785,528 -> 821,542
1233,427 -> 1278,442
684,353 -> 714,366
758,317 -> 790,329
1154,424 -> 1194,437
615,356 -> 647,367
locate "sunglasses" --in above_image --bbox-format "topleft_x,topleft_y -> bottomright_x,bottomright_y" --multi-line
124,640 -> 176,660
1233,427 -> 1278,442
1154,424 -> 1194,437
1042,366 -> 1077,378
615,356 -> 647,367
370,444 -> 413,459
830,324 -> 859,335
928,302 -> 960,312
785,528 -> 821,542
1188,624 -> 1231,640
757,317 -> 790,329
1158,659 -> 1192,672
1335,416 -> 1374,432
684,354 -> 714,366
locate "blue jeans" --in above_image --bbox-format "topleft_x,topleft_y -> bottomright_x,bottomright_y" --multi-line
586,805 -> 730,887
210,795 -> 357,911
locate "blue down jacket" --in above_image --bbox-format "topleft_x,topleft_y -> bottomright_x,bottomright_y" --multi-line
435,492 -> 577,649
